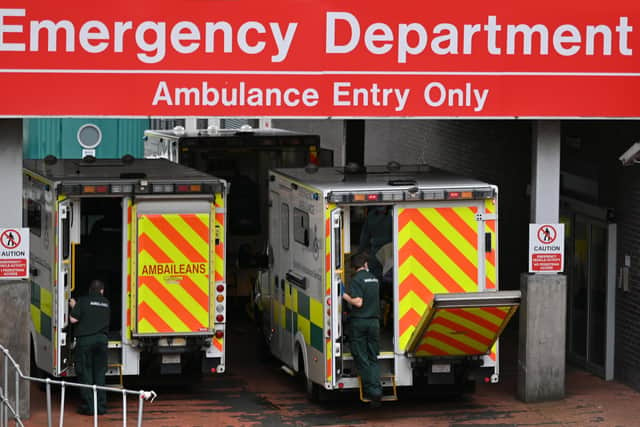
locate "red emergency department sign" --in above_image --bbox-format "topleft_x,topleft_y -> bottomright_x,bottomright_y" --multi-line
0,228 -> 29,279
529,224 -> 564,274
1,0 -> 640,117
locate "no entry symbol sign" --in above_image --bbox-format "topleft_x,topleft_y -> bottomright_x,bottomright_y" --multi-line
529,223 -> 564,274
0,228 -> 29,279
536,225 -> 557,244
0,229 -> 21,249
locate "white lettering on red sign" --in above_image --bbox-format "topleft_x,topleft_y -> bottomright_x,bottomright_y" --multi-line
0,9 -> 634,64
1,3 -> 640,117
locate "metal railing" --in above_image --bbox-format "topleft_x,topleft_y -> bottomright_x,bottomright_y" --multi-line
0,344 -> 157,427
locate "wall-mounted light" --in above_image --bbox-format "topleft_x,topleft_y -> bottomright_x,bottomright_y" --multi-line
619,142 -> 640,166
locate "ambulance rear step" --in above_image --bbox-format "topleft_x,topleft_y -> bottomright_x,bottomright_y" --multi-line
358,375 -> 398,402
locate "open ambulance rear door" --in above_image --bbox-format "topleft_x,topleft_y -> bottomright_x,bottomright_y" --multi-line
405,291 -> 520,357
394,196 -> 519,381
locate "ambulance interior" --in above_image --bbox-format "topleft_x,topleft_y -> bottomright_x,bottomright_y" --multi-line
344,205 -> 395,354
74,197 -> 123,339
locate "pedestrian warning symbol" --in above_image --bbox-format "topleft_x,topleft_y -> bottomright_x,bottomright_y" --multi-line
536,225 -> 557,244
1,229 -> 21,249
0,228 -> 29,279
529,223 -> 564,274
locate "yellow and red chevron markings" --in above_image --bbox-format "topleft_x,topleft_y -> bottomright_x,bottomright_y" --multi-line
412,306 -> 516,356
214,195 -> 225,282
137,213 -> 211,334
398,206 -> 480,350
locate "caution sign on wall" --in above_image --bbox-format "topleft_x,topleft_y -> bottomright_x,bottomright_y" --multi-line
0,228 -> 29,279
528,224 -> 564,274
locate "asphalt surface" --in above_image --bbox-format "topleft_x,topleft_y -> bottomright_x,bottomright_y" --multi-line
23,316 -> 640,426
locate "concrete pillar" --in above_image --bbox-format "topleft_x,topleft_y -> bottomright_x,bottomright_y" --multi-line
517,120 -> 566,402
0,119 -> 29,418
530,120 -> 561,223
518,274 -> 567,402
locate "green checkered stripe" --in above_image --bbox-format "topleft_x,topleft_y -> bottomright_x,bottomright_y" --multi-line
31,281 -> 53,341
282,282 -> 324,352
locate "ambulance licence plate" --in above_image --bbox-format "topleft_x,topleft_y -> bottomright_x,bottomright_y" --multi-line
162,354 -> 180,364
431,363 -> 451,373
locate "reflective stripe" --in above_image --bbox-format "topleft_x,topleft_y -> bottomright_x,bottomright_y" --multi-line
126,200 -> 132,338
213,336 -> 223,352
214,194 -> 225,282
325,204 -> 334,384
485,198 -> 497,289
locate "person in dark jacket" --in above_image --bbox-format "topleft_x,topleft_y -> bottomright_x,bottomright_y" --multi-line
342,252 -> 382,405
70,279 -> 110,415
359,206 -> 392,280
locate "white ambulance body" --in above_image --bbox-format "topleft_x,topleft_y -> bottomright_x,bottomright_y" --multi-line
256,164 -> 520,400
25,158 -> 228,379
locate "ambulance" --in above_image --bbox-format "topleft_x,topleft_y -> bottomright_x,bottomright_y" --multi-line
24,157 -> 228,380
143,127 -> 332,301
254,163 -> 521,400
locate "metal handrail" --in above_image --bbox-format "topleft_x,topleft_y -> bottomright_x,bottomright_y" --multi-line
0,344 -> 157,427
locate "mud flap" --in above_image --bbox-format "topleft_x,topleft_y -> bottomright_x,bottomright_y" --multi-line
405,291 -> 520,357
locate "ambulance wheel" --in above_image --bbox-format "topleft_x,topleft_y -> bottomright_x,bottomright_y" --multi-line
299,352 -> 321,402
305,375 -> 322,402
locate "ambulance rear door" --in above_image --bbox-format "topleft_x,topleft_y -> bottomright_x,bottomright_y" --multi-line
394,197 -> 509,357
132,198 -> 214,338
55,199 -> 78,376
404,291 -> 520,357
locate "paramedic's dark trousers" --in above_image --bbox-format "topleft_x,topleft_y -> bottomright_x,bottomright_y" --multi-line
75,334 -> 108,412
349,317 -> 382,399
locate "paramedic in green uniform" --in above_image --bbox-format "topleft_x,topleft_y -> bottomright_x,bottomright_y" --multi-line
342,252 -> 383,404
70,279 -> 110,415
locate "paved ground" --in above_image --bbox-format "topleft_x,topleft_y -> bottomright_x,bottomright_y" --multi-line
23,320 -> 640,426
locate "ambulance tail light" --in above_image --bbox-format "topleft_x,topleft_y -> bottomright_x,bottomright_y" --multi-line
83,185 -> 108,194
215,330 -> 224,339
215,283 -> 226,324
445,190 -> 474,200
176,184 -> 202,193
